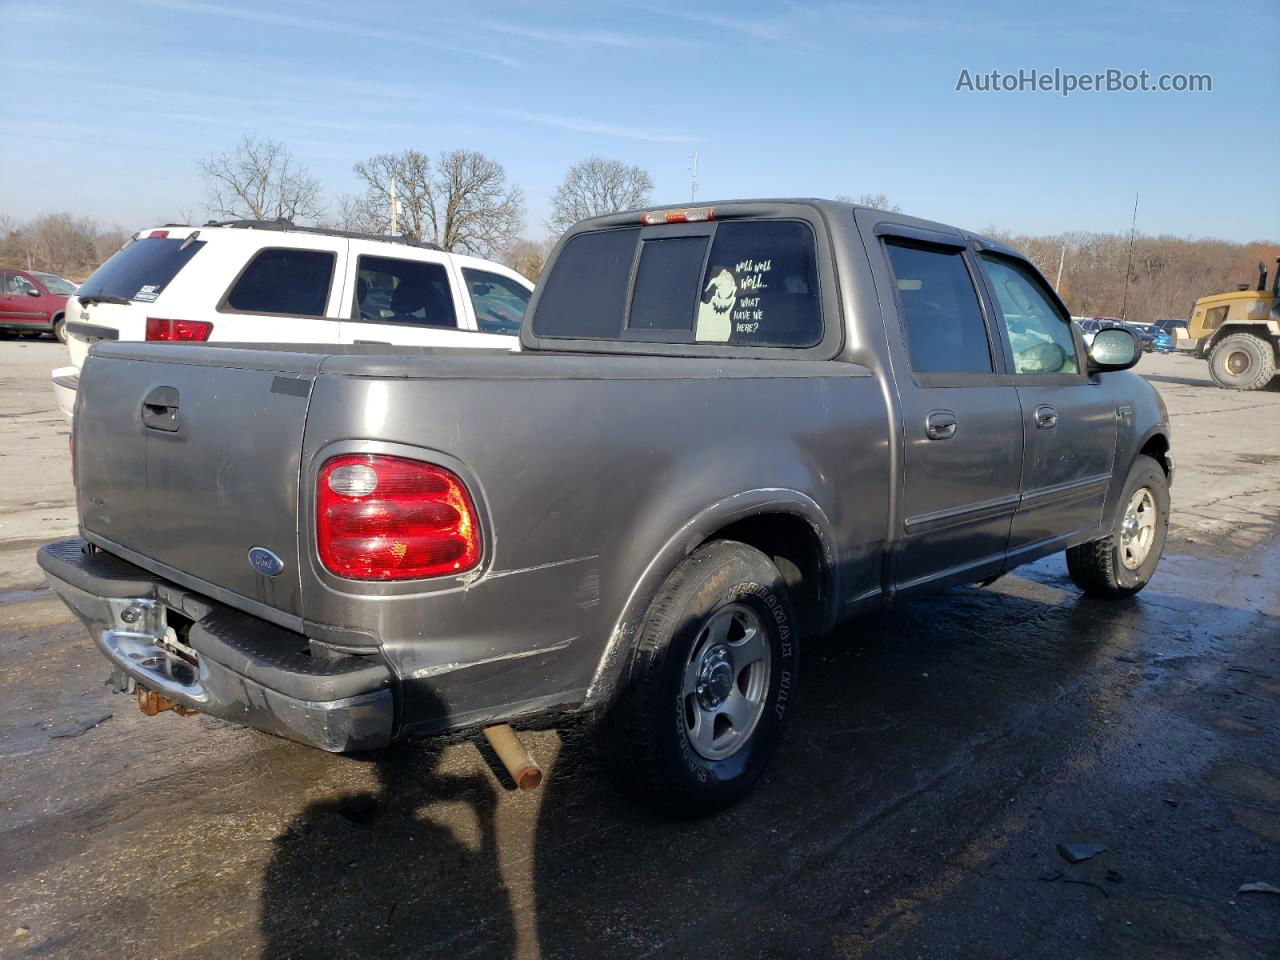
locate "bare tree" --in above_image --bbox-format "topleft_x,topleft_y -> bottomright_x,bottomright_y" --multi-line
17,213 -> 99,275
347,148 -> 524,257
501,237 -> 555,281
350,149 -> 432,239
549,156 -> 654,233
428,150 -> 524,256
836,192 -> 902,212
198,134 -> 325,223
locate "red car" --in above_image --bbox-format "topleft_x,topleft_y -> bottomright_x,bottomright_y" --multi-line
0,268 -> 76,342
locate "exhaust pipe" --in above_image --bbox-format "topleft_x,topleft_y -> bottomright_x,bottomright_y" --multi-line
483,724 -> 543,791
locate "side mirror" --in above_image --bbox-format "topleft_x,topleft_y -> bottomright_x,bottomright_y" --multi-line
27,287 -> 42,297
1088,326 -> 1140,373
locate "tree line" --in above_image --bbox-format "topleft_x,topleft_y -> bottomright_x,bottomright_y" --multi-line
1,134 -> 1274,323
983,227 -> 1276,326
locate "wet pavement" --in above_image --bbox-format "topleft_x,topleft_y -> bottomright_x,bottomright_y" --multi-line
1,341 -> 1277,959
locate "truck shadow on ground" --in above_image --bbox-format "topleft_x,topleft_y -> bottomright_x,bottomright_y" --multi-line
256,564 -> 1278,960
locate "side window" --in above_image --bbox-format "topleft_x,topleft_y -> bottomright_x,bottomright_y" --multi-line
884,242 -> 993,374
462,269 -> 530,335
354,256 -> 457,329
980,255 -> 1079,375
1203,305 -> 1229,331
224,248 -> 334,317
0,272 -> 16,294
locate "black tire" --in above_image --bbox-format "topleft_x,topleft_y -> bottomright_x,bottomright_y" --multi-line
605,540 -> 798,817
1066,454 -> 1169,598
53,315 -> 67,344
1208,333 -> 1276,391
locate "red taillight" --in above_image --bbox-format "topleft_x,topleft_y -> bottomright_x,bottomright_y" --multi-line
316,455 -> 482,581
149,230 -> 170,239
640,207 -> 714,226
146,317 -> 213,341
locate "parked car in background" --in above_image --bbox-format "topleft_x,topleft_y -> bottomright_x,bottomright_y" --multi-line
1152,318 -> 1189,346
1129,322 -> 1174,353
42,199 -> 1172,816
0,268 -> 77,341
51,220 -> 533,420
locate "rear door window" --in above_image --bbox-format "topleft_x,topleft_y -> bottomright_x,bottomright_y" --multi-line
223,248 -> 334,317
462,268 -> 530,335
884,242 -> 994,374
77,236 -> 206,303
353,256 -> 457,328
532,219 -> 822,347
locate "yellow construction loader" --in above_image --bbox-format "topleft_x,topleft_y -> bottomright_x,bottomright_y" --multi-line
1186,258 -> 1280,390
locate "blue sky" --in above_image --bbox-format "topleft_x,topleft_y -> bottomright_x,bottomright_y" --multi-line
2,0 -> 1276,242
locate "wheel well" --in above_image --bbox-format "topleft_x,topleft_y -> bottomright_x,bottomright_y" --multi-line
1139,433 -> 1170,477
53,312 -> 64,323
701,513 -> 827,635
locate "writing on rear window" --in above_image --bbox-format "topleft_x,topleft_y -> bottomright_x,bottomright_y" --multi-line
534,219 -> 822,348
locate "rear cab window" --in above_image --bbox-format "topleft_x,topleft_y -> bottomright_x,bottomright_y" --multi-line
530,216 -> 824,350
77,235 -> 206,303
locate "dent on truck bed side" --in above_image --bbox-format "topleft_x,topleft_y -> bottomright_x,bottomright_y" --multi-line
296,359 -> 890,734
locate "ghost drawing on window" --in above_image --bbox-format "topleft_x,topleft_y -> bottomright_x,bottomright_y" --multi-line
696,267 -> 737,342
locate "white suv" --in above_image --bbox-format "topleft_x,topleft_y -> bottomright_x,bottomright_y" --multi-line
52,220 -> 533,419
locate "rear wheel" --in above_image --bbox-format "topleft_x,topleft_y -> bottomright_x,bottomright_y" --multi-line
606,540 -> 798,817
53,314 -> 67,344
1066,454 -> 1169,598
1208,333 -> 1276,391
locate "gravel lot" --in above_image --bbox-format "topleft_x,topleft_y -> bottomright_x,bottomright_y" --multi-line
1,339 -> 1277,959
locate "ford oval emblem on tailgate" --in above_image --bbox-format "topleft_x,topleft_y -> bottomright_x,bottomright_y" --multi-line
248,546 -> 285,577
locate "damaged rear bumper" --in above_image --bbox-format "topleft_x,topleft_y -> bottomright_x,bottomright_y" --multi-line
38,538 -> 394,752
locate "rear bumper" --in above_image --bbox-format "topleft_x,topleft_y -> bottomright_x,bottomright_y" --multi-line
51,366 -> 78,421
38,538 -> 395,752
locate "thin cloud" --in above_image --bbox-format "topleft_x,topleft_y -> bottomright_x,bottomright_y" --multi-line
484,22 -> 681,50
497,109 -> 697,144
140,0 -> 523,68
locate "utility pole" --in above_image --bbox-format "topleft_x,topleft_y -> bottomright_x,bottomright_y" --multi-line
1119,192 -> 1138,321
1054,244 -> 1066,292
688,153 -> 698,203
389,178 -> 398,236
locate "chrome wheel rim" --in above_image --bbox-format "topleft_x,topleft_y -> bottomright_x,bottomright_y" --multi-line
681,603 -> 771,761
1120,487 -> 1157,570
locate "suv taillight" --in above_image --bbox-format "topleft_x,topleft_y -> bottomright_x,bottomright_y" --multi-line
146,317 -> 213,341
316,455 -> 482,581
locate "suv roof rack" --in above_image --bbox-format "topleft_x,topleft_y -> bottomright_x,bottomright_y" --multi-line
198,218 -> 444,251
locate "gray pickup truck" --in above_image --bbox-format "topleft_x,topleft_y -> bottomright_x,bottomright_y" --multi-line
40,200 -> 1173,815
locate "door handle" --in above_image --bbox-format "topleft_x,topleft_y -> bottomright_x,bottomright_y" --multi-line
925,410 -> 958,440
141,385 -> 180,432
1034,404 -> 1058,430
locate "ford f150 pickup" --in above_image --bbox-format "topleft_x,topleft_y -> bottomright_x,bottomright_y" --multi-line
40,200 -> 1173,815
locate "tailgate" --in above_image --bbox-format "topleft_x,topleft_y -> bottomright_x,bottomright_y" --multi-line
75,345 -> 324,618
